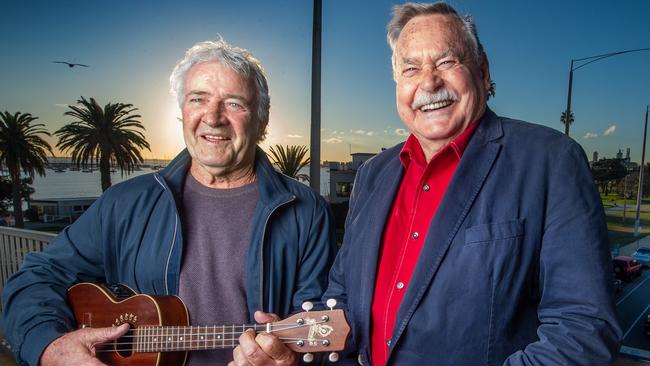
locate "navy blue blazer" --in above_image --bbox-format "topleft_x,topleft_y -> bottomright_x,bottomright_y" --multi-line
324,110 -> 621,365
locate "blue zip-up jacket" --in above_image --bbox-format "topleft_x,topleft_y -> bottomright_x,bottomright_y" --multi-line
2,148 -> 337,366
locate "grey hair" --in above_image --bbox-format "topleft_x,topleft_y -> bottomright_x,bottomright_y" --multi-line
169,38 -> 270,131
387,2 -> 486,75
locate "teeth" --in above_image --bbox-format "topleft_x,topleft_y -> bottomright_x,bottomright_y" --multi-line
420,100 -> 453,111
204,135 -> 227,141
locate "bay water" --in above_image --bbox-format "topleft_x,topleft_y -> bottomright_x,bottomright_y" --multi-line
31,167 -> 330,200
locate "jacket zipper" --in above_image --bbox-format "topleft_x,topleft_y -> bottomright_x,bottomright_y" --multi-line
164,215 -> 179,295
259,196 -> 295,310
154,174 -> 179,295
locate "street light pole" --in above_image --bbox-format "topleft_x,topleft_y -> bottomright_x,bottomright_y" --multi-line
309,0 -> 322,192
563,47 -> 650,136
564,60 -> 574,135
634,105 -> 650,236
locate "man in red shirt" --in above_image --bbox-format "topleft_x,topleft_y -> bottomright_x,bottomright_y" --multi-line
233,2 -> 620,366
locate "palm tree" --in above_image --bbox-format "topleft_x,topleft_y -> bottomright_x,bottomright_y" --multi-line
561,111 -> 574,134
267,144 -> 311,182
487,80 -> 496,100
0,111 -> 53,228
55,97 -> 151,192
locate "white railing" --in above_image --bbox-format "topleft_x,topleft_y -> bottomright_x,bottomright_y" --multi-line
0,227 -> 55,312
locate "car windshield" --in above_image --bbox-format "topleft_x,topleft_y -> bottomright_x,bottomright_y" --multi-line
636,248 -> 650,254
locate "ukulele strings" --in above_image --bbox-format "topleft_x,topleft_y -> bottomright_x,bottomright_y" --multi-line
93,319 -> 331,353
94,338 -> 308,352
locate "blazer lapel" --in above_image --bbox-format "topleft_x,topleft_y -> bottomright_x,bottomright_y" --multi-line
355,150 -> 405,343
388,110 -> 504,358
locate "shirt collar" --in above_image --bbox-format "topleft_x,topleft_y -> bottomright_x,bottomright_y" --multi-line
399,119 -> 481,169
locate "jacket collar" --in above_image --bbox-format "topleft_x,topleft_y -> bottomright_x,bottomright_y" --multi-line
158,147 -> 293,207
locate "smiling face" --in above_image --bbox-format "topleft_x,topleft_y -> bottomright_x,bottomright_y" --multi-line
394,14 -> 490,159
181,60 -> 265,186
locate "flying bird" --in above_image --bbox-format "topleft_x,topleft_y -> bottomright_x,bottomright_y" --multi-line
52,61 -> 89,68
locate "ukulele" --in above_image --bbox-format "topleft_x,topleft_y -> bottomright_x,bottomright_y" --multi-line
67,282 -> 350,366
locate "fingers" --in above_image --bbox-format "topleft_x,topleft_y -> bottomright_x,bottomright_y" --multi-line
89,324 -> 130,344
232,329 -> 258,366
254,311 -> 280,323
232,328 -> 297,366
40,327 -> 118,366
254,332 -> 297,364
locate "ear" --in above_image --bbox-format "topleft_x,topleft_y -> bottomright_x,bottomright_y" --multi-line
257,118 -> 269,142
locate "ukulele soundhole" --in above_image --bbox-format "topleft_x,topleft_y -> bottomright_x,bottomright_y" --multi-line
115,325 -> 135,358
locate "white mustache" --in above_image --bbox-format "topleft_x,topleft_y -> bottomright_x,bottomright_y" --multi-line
411,89 -> 458,110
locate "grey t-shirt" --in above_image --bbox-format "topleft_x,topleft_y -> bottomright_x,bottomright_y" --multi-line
178,173 -> 259,365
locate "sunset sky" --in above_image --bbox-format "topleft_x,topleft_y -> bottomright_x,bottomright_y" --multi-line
2,0 -> 649,162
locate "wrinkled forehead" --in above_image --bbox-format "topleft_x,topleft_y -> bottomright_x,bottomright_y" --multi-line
396,14 -> 471,59
185,60 -> 256,94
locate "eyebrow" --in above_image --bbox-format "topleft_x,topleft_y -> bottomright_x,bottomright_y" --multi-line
400,48 -> 456,66
185,90 -> 251,104
185,90 -> 208,98
223,93 -> 250,104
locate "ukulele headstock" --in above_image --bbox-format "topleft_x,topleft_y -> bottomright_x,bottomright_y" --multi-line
270,300 -> 349,362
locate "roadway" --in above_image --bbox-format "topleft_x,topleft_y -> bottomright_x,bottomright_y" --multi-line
616,265 -> 650,359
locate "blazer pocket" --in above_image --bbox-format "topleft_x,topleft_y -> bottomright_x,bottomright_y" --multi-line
464,219 -> 524,245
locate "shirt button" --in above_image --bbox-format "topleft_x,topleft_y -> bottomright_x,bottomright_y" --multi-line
387,339 -> 392,347
423,184 -> 430,191
412,232 -> 419,239
396,282 -> 404,289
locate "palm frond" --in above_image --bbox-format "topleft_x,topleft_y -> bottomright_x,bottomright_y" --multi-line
267,144 -> 310,181
55,96 -> 151,191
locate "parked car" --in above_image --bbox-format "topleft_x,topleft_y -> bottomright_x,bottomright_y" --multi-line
612,256 -> 642,281
632,246 -> 650,267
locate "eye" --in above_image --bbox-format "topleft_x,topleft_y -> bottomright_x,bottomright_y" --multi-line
226,102 -> 244,110
188,97 -> 203,104
401,67 -> 418,77
436,59 -> 457,71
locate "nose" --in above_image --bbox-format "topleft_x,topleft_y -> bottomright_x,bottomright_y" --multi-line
201,100 -> 226,127
419,65 -> 443,92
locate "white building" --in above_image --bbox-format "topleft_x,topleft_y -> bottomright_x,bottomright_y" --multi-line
31,197 -> 97,223
329,152 -> 377,203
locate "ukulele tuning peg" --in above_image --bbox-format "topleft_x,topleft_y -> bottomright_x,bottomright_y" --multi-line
326,298 -> 337,310
329,352 -> 340,362
302,301 -> 314,312
303,352 -> 314,363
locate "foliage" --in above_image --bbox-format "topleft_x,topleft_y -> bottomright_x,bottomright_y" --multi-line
487,80 -> 496,100
0,178 -> 11,216
560,111 -> 574,128
0,111 -> 53,227
267,144 -> 311,182
24,206 -> 39,222
55,97 -> 150,192
591,158 -> 628,195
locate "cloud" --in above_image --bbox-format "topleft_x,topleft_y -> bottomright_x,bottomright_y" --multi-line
395,128 -> 410,136
603,125 -> 616,136
324,137 -> 343,144
582,132 -> 598,139
54,103 -> 70,108
366,131 -> 375,136
287,134 -> 302,138
353,130 -> 366,135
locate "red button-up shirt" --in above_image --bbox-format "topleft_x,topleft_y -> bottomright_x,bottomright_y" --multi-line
370,122 -> 479,365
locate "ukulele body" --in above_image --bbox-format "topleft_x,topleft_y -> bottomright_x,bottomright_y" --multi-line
68,282 -> 189,366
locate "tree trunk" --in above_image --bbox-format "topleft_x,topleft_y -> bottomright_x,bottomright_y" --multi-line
10,169 -> 24,228
100,154 -> 112,192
